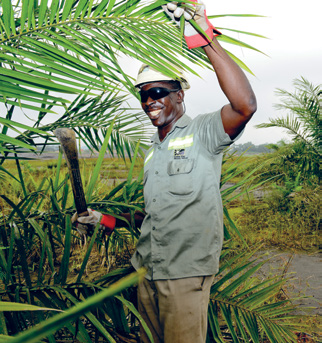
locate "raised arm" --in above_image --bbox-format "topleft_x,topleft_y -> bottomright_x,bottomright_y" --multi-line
203,38 -> 257,139
162,0 -> 257,139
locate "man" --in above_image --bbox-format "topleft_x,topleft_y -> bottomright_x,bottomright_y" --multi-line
73,1 -> 256,342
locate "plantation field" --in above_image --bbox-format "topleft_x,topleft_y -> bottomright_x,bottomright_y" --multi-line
2,153 -> 319,251
1,152 -> 320,342
1,155 -> 144,213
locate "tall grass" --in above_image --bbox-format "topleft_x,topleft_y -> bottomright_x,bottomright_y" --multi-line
0,136 -> 149,342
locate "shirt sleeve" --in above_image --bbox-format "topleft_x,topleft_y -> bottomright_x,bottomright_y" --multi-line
196,109 -> 243,155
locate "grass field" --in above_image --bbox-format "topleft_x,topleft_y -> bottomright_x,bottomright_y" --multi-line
1,154 -> 320,342
1,154 -> 319,253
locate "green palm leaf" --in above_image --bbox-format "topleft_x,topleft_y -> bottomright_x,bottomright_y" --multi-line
257,78 -> 321,150
216,27 -> 268,39
0,301 -> 61,312
0,1 -> 264,108
6,269 -> 146,343
209,14 -> 266,19
208,251 -> 300,342
0,0 -> 266,156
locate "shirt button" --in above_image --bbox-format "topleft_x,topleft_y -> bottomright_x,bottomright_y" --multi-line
155,171 -> 158,175
153,199 -> 156,202
158,146 -> 161,150
152,226 -> 156,230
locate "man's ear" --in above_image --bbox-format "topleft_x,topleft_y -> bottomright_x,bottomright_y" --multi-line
177,89 -> 185,103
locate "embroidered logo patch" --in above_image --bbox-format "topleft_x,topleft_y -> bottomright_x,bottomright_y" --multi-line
174,149 -> 186,159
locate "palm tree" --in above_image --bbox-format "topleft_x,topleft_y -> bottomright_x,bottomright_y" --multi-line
0,1 -> 304,342
256,78 -> 321,181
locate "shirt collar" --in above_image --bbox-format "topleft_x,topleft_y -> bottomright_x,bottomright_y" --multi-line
174,114 -> 191,128
151,114 -> 192,143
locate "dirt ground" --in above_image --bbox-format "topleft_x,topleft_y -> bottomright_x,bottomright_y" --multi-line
254,250 -> 321,316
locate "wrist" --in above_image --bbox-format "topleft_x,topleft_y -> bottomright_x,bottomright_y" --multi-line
100,214 -> 116,230
184,12 -> 221,49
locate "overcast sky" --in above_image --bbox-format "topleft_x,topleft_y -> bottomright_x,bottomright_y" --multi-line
206,0 -> 321,145
124,0 -> 321,145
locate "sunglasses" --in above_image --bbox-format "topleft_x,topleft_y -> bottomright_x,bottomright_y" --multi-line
139,87 -> 180,103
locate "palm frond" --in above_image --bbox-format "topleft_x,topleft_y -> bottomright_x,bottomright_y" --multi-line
0,0 -> 196,108
208,251 -> 300,343
257,78 -> 321,158
0,1 -> 265,108
218,34 -> 268,56
0,0 -> 267,155
5,269 -> 146,343
216,27 -> 268,39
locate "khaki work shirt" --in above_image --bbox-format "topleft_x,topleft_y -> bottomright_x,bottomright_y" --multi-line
131,110 -> 238,280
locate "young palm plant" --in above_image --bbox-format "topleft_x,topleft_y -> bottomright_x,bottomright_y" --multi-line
0,139 -> 151,342
256,78 -> 321,182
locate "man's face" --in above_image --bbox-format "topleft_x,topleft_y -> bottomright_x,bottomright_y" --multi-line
139,81 -> 184,132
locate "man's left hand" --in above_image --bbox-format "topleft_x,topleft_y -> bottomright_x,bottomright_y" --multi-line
162,0 -> 220,49
71,208 -> 116,236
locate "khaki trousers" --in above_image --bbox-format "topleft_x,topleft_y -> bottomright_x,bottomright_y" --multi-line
138,275 -> 214,343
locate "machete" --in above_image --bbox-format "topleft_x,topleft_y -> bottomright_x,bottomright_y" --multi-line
54,128 -> 89,217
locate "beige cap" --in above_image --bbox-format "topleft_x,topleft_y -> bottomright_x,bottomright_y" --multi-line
134,64 -> 190,90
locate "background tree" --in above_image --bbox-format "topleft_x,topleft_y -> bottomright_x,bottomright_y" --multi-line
256,77 -> 321,182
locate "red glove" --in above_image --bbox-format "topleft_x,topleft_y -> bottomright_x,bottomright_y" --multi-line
71,209 -> 116,236
163,0 -> 221,49
100,213 -> 116,235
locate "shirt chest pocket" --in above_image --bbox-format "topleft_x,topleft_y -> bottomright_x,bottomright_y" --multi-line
167,159 -> 195,196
